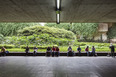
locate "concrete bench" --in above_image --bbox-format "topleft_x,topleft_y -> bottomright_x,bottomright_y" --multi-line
1,52 -> 115,56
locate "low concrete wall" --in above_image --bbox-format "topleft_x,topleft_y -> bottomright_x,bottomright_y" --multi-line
1,52 -> 115,56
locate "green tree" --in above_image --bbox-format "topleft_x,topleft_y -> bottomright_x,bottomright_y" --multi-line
0,34 -> 4,43
45,23 -> 98,40
71,23 -> 98,39
107,23 -> 116,39
0,23 -> 40,36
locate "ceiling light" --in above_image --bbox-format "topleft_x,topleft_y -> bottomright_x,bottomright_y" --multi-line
56,10 -> 60,24
56,0 -> 61,24
57,0 -> 60,9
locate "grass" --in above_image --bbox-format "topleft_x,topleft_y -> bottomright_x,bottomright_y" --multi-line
6,46 -> 112,53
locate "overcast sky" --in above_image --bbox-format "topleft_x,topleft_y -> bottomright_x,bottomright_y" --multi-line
39,23 -> 46,26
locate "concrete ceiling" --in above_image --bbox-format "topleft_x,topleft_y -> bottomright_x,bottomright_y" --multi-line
0,0 -> 116,23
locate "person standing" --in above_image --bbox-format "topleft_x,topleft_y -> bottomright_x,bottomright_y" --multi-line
92,46 -> 96,56
77,46 -> 81,56
109,43 -> 115,57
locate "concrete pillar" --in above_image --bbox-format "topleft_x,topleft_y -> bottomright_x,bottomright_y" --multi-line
102,32 -> 107,41
98,23 -> 108,32
98,23 -> 108,41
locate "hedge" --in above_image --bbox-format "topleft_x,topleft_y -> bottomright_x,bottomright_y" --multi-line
20,45 -> 54,49
73,42 -> 112,47
0,44 -> 15,49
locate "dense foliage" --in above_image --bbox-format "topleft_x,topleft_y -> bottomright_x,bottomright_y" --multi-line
2,34 -> 74,47
0,23 -> 76,47
0,25 -> 75,46
71,23 -> 98,39
18,26 -> 75,39
0,23 -> 39,36
0,34 -> 4,43
107,24 -> 116,39
45,23 -> 98,40
45,23 -> 71,30
0,23 -> 113,52
0,44 -> 15,49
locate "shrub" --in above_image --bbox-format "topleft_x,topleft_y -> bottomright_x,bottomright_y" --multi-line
4,35 -> 74,46
107,23 -> 116,39
73,42 -> 111,48
0,23 -> 40,36
20,45 -> 53,49
0,44 -> 15,49
18,26 -> 75,39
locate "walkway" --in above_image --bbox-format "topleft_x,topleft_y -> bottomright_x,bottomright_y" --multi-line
0,57 -> 116,77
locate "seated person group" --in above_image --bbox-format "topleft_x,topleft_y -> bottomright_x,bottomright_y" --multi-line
0,46 -> 96,56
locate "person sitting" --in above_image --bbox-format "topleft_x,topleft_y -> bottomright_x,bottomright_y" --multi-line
85,46 -> 89,56
5,51 -> 9,55
55,47 -> 60,57
52,46 -> 55,57
67,49 -> 74,56
25,46 -> 29,56
68,46 -> 72,51
1,47 -> 6,56
92,46 -> 96,56
46,47 -> 51,56
33,46 -> 38,56
77,46 -> 81,56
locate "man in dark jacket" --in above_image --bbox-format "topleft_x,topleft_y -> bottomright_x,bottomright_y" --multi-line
109,43 -> 115,57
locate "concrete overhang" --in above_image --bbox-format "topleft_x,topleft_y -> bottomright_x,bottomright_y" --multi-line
0,0 -> 116,23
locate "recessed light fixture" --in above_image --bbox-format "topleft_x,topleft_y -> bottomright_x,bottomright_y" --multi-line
56,0 -> 61,24
57,0 -> 60,9
57,14 -> 60,24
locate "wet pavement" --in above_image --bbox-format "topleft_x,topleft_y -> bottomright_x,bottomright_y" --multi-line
0,56 -> 116,77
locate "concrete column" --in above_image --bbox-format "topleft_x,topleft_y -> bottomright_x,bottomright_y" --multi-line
102,32 -> 107,41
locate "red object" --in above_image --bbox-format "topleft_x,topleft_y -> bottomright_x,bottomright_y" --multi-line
85,48 -> 89,52
52,48 -> 55,51
55,48 -> 59,52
